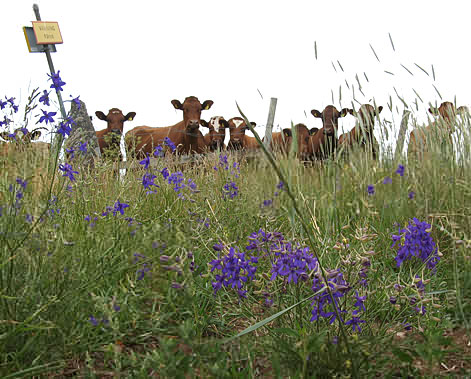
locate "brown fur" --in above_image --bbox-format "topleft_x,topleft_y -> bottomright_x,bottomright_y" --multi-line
338,104 -> 383,159
125,97 -> 213,159
407,101 -> 464,160
227,117 -> 259,151
95,108 -> 136,160
309,105 -> 350,160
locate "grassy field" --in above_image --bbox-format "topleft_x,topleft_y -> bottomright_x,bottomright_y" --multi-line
1,88 -> 471,377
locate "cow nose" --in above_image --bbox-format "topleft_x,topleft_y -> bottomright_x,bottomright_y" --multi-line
111,129 -> 122,135
188,120 -> 199,129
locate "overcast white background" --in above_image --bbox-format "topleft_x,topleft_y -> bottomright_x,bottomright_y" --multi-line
2,0 -> 470,153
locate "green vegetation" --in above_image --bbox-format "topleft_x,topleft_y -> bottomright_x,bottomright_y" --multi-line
1,73 -> 470,377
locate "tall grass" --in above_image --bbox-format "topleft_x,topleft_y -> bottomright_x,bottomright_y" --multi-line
1,73 -> 471,376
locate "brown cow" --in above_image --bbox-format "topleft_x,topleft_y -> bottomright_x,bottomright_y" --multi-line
0,128 -> 50,155
95,108 -> 136,160
126,96 -> 213,158
0,128 -> 50,197
267,129 -> 293,155
227,117 -> 259,151
203,116 -> 229,152
407,101 -> 466,161
338,104 -> 383,160
309,105 -> 350,160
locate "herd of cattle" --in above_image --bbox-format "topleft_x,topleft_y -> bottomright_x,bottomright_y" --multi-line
0,97 -> 468,165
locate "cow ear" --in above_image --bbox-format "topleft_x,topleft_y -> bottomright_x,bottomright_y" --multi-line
125,112 -> 136,121
95,111 -> 107,120
221,119 -> 230,128
309,127 -> 319,135
347,108 -> 355,116
202,100 -> 214,110
429,107 -> 438,115
311,109 -> 322,118
0,132 -> 11,141
282,128 -> 292,137
200,119 -> 209,128
171,100 -> 183,110
377,106 -> 383,114
457,106 -> 469,115
250,122 -> 257,127
340,108 -> 350,117
30,130 -> 42,140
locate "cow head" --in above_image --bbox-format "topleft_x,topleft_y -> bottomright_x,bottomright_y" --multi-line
95,108 -> 136,142
429,101 -> 461,133
0,127 -> 43,143
349,104 -> 383,132
171,96 -> 213,132
202,116 -> 229,151
227,117 -> 256,150
311,105 -> 349,136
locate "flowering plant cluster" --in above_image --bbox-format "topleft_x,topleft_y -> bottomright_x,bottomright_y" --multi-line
391,218 -> 440,270
210,246 -> 259,299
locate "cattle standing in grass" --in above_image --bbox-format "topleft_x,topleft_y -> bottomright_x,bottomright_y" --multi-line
227,117 -> 259,151
126,96 -> 213,158
309,105 -> 350,160
95,108 -> 136,160
407,101 -> 466,161
203,116 -> 229,152
0,127 -> 50,157
338,104 -> 383,160
266,129 -> 292,155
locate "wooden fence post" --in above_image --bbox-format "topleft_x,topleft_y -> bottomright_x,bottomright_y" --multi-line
264,98 -> 277,151
394,109 -> 411,159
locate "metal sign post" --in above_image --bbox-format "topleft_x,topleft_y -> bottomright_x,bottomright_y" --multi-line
23,4 -> 68,159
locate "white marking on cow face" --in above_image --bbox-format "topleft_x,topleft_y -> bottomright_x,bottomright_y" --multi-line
232,119 -> 244,128
111,110 -> 121,114
210,116 -> 223,133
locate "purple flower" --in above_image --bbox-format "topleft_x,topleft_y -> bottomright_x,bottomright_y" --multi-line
391,218 -> 440,270
352,291 -> 367,315
48,70 -> 66,91
213,242 -> 224,251
16,177 -> 27,190
383,176 -> 392,184
408,191 -> 415,199
0,98 -> 7,110
161,167 -> 169,180
39,109 -> 57,124
56,117 -> 75,137
395,164 -> 405,177
78,141 -> 87,153
59,163 -> 79,181
210,247 -> 258,297
164,137 -> 176,152
345,316 -> 366,332
262,199 -> 273,207
113,200 -> 129,216
139,154 -> 151,169
70,95 -> 81,109
367,185 -> 375,196
89,316 -> 99,327
39,90 -> 50,106
142,172 -> 158,190
154,145 -> 164,157
223,181 -> 238,199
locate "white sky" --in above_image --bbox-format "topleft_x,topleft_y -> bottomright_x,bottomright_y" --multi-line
2,0 -> 470,153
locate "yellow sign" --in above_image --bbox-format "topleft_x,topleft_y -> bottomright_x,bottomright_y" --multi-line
32,21 -> 63,44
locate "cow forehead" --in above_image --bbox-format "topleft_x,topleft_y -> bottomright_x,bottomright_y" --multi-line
210,116 -> 224,132
231,119 -> 245,128
109,108 -> 123,115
